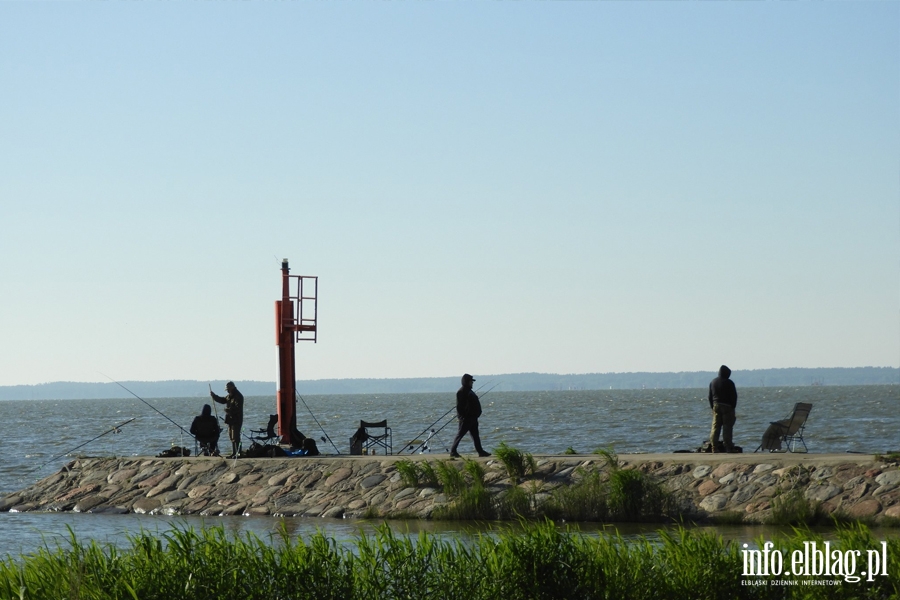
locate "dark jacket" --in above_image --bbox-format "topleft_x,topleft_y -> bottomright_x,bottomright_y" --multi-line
190,405 -> 220,442
456,387 -> 482,420
212,389 -> 244,424
708,365 -> 738,409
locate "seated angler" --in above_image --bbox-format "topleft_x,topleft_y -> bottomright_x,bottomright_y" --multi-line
190,404 -> 221,456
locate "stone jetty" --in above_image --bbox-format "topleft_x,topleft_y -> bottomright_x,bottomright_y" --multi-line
2,453 -> 899,523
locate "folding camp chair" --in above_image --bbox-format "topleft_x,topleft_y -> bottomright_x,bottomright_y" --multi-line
250,414 -> 279,444
359,419 -> 392,455
755,403 -> 812,453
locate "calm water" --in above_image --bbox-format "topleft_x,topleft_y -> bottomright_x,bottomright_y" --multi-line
0,386 -> 897,557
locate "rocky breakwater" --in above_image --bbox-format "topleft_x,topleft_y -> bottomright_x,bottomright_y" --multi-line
641,454 -> 900,524
1,453 -> 899,524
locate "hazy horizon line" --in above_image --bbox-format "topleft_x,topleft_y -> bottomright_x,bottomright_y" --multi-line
4,365 -> 898,388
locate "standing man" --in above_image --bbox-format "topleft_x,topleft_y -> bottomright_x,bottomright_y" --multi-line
708,365 -> 738,453
450,373 -> 491,458
211,381 -> 244,458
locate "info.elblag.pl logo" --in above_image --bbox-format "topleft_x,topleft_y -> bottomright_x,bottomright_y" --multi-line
742,541 -> 890,586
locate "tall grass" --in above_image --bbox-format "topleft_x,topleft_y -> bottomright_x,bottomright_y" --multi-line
419,461 -> 439,488
542,469 -> 609,522
593,446 -> 619,469
434,486 -> 495,520
586,447 -> 675,522
434,460 -> 467,496
765,466 -> 830,527
1,522 -> 897,600
393,459 -> 439,489
768,489 -> 829,526
402,446 -> 675,523
494,442 -> 537,482
463,458 -> 487,489
432,459 -> 493,520
394,460 -> 420,489
607,468 -> 673,522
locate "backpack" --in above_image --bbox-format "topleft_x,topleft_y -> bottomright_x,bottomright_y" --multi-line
157,446 -> 191,457
302,438 -> 320,456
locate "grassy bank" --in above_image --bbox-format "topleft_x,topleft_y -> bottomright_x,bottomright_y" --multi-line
395,449 -> 900,528
1,523 -> 897,600
395,449 -> 679,523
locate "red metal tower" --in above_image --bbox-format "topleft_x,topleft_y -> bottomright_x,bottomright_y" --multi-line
275,259 -> 317,444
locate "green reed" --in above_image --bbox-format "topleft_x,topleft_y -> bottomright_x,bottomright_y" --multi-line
434,485 -> 496,520
394,459 -> 440,490
434,460 -> 467,496
494,442 -> 536,483
419,461 -> 439,488
586,446 -> 675,522
463,458 -> 487,489
541,469 -> 609,522
394,459 -> 420,489
768,488 -> 829,526
400,445 -> 676,523
432,459 -> 493,520
607,468 -> 674,522
1,522 -> 897,600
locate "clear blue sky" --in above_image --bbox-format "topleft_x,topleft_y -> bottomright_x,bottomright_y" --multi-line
1,2 -> 897,387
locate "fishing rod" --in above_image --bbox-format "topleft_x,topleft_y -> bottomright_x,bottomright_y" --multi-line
408,416 -> 456,455
406,382 -> 500,455
296,391 -> 341,454
412,427 -> 450,454
100,373 -> 195,441
208,383 -> 221,423
31,417 -> 136,473
207,383 -> 225,455
398,381 -> 496,454
398,408 -> 455,455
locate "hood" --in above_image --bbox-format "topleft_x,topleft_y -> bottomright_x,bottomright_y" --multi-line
201,404 -> 212,417
718,365 -> 732,379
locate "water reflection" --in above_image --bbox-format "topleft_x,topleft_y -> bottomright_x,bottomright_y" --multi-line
3,511 -> 897,560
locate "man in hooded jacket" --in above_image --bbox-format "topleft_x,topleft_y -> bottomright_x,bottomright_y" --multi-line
190,404 -> 221,456
211,381 -> 244,458
708,365 -> 738,453
449,373 -> 490,458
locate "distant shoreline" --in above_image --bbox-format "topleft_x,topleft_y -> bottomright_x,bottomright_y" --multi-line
1,367 -> 897,401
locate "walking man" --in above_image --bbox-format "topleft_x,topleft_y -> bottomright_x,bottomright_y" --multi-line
708,365 -> 738,453
211,381 -> 244,458
450,373 -> 490,458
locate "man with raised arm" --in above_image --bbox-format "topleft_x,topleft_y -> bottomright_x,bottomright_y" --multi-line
211,381 -> 244,458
